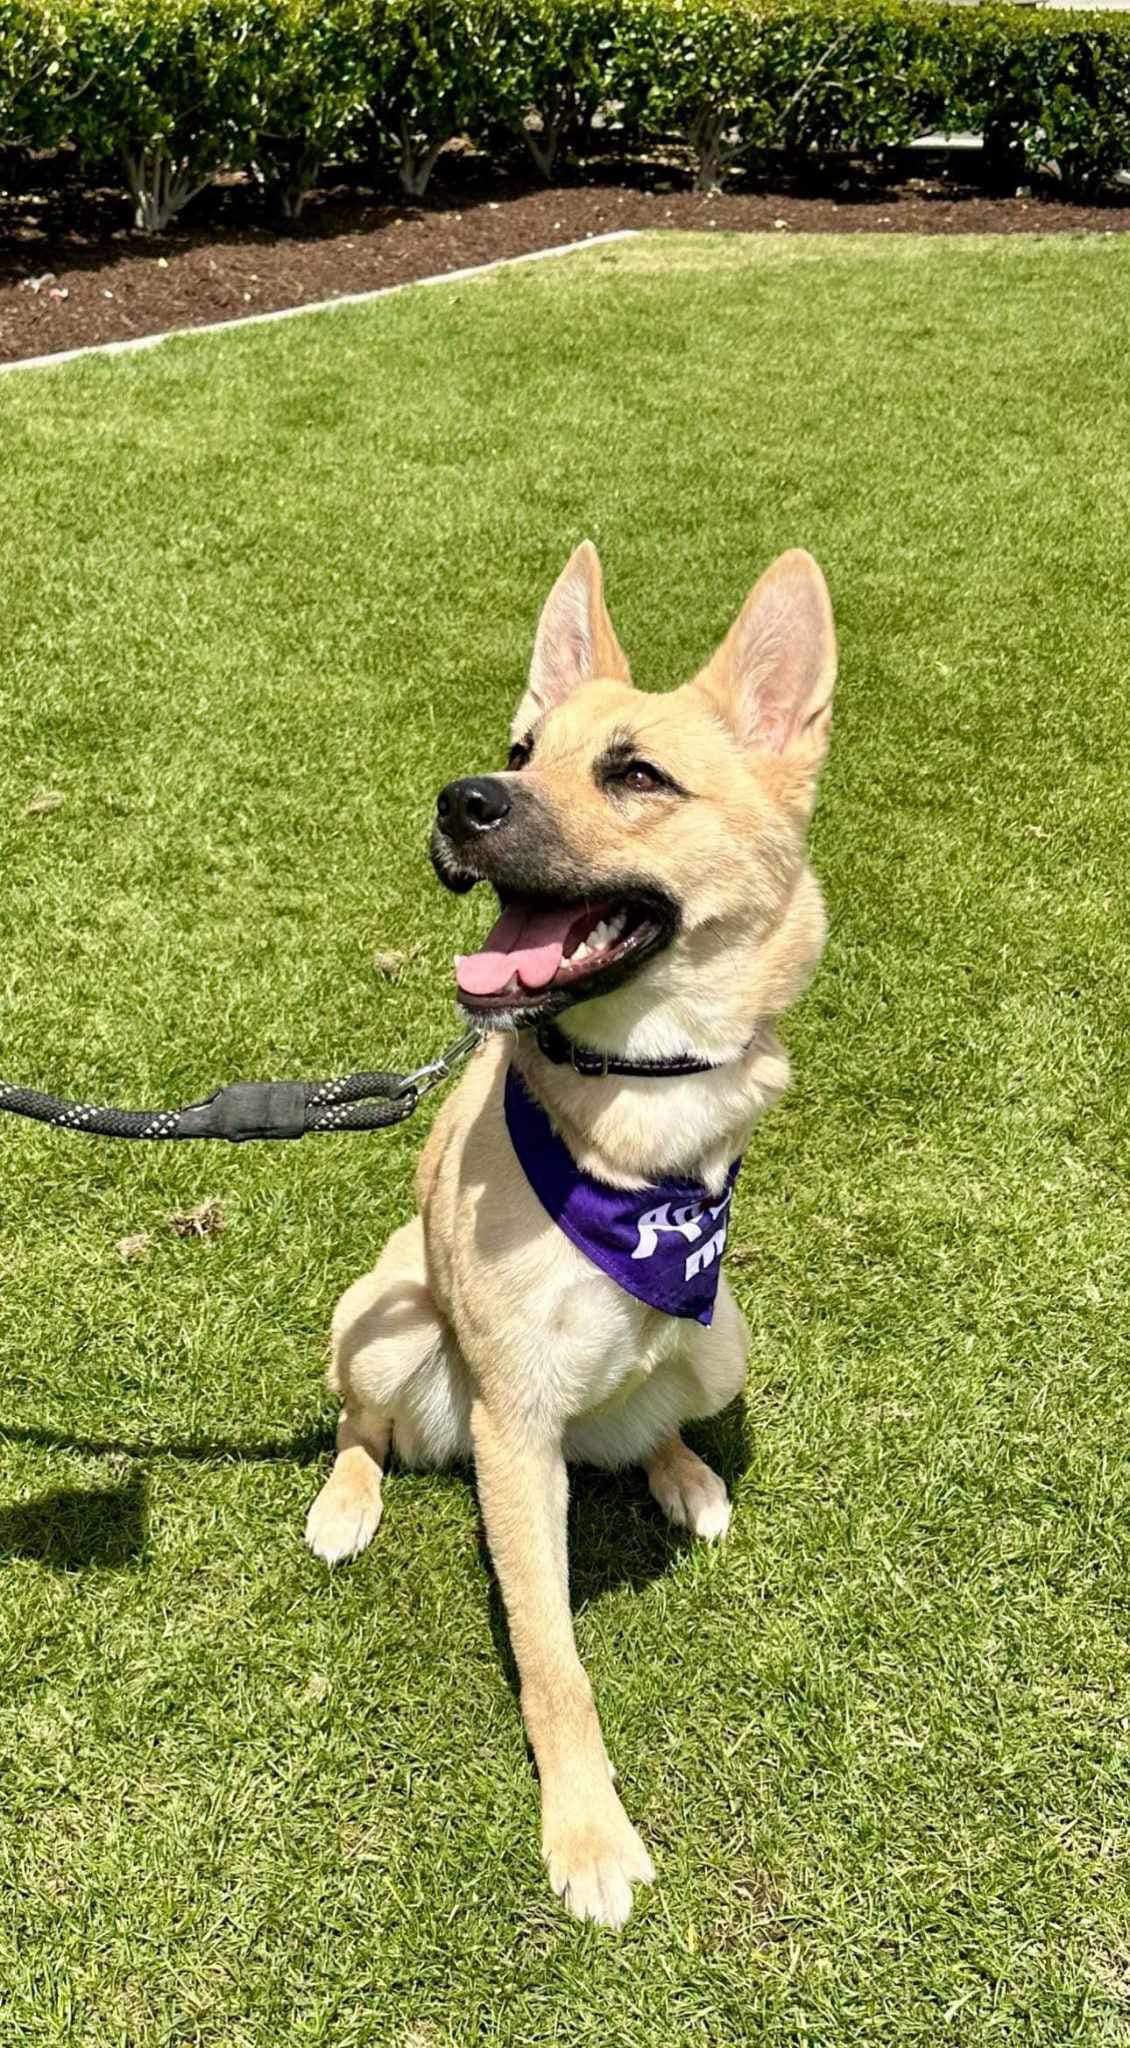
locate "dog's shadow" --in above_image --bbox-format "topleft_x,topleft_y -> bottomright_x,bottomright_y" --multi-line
0,1419 -> 328,1573
0,1401 -> 748,1606
482,1399 -> 750,1699
0,1469 -> 148,1570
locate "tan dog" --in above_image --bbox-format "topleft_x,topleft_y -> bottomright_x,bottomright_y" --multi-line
305,543 -> 837,1927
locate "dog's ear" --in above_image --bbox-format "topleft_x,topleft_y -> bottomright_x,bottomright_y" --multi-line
513,541 -> 631,738
691,550 -> 837,801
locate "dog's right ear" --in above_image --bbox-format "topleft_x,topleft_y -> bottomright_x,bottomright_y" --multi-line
513,541 -> 631,739
690,550 -> 837,814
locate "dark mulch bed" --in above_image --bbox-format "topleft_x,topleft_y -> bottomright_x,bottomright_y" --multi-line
3,152 -> 1130,365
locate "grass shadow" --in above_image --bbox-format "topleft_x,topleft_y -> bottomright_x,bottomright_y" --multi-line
0,1470 -> 148,1569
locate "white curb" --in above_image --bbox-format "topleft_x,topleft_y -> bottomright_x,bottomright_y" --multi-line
0,227 -> 641,377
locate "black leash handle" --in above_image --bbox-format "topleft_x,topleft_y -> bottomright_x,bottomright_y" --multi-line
0,1028 -> 482,1144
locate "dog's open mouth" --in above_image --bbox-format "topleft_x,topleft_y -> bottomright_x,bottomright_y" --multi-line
454,892 -> 670,1016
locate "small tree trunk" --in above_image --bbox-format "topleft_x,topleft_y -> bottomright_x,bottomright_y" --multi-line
280,150 -> 319,221
398,124 -> 446,198
981,120 -> 1025,195
523,90 -> 564,180
692,112 -> 726,193
523,117 -> 559,181
125,142 -> 208,233
575,96 -> 604,158
124,145 -> 157,231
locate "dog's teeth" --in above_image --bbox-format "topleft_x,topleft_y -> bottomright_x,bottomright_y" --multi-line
590,921 -> 609,950
607,912 -> 625,940
572,941 -> 591,962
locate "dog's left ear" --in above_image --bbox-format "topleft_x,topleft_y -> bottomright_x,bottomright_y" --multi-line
513,541 -> 631,739
692,550 -> 837,805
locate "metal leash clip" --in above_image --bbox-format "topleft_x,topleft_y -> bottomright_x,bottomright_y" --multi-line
392,1024 -> 484,1109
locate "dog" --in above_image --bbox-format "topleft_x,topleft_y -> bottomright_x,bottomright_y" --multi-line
304,542 -> 837,1927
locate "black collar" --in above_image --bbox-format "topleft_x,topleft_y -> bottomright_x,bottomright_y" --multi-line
535,1017 -> 725,1079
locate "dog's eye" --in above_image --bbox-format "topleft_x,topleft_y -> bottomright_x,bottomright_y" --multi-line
618,760 -> 666,795
598,745 -> 688,799
507,740 -> 532,772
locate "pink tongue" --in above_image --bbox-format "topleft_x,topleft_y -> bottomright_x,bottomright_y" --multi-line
456,902 -> 577,998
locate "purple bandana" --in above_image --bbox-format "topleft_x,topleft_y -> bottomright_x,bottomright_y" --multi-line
504,1068 -> 742,1325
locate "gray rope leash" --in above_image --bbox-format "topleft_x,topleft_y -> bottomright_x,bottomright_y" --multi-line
0,1027 -> 483,1144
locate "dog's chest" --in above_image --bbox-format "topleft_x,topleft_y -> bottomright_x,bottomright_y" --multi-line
539,1252 -> 686,1417
424,1046 -> 695,1425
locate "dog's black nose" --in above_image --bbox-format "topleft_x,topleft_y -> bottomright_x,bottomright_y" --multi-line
435,776 -> 512,844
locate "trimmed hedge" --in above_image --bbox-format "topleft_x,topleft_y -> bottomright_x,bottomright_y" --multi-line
64,0 -> 273,230
256,0 -> 372,219
0,0 -> 69,150
2,0 -> 1129,231
961,4 -> 1130,197
610,0 -> 959,189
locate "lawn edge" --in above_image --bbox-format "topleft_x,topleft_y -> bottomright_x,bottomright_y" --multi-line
0,227 -> 642,377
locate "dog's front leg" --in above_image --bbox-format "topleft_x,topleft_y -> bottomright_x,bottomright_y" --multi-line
471,1398 -> 654,1928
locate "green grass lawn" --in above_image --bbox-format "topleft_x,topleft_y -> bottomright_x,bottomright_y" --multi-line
0,231 -> 1128,2045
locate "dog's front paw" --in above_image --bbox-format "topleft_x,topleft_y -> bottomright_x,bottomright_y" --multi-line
647,1441 -> 731,1542
543,1792 -> 655,1929
304,1464 -> 382,1566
